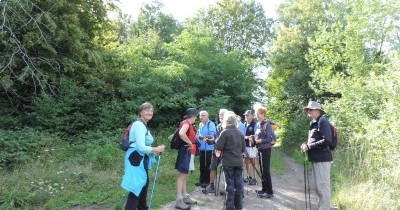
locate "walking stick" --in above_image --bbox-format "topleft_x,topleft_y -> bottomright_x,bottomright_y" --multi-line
304,153 -> 308,210
148,155 -> 161,210
304,152 -> 311,210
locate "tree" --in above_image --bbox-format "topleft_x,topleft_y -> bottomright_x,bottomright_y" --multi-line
0,0 -> 112,110
130,1 -> 182,43
189,0 -> 273,59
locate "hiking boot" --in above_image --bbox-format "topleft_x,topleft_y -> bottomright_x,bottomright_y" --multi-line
175,199 -> 191,210
204,184 -> 215,193
258,192 -> 273,198
183,195 -> 197,205
243,177 -> 249,183
201,183 -> 208,188
249,178 -> 257,185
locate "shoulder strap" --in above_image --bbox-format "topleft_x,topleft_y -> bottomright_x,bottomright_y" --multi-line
317,116 -> 326,132
137,119 -> 149,135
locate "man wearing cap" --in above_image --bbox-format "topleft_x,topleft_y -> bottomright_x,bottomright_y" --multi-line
301,101 -> 333,210
243,110 -> 258,185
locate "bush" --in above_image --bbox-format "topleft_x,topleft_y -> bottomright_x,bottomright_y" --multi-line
0,128 -> 58,170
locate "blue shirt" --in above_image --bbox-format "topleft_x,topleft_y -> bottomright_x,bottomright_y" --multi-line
238,120 -> 246,136
196,120 -> 217,151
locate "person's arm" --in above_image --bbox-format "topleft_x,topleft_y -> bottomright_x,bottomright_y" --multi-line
179,123 -> 193,147
215,132 -> 226,150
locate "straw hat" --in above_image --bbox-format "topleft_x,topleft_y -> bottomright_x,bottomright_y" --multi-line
303,101 -> 323,112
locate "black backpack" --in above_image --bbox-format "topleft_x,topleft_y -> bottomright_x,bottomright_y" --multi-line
169,128 -> 183,149
317,117 -> 338,150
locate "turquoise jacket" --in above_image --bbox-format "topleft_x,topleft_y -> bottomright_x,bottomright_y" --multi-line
121,120 -> 156,196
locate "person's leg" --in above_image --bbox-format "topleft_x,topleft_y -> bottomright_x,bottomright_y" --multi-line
176,173 -> 190,209
204,150 -> 212,184
205,153 -> 217,192
244,157 -> 250,182
258,150 -> 265,192
125,192 -> 139,210
233,167 -> 243,209
199,150 -> 206,184
258,149 -> 273,197
262,148 -> 273,195
313,162 -> 331,210
223,167 -> 234,210
137,171 -> 149,210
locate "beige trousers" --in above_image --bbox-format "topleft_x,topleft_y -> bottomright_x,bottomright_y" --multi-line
312,162 -> 331,210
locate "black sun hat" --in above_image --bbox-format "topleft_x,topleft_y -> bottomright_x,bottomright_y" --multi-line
184,108 -> 198,119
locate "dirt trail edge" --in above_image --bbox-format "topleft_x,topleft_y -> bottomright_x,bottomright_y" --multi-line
160,153 -> 317,210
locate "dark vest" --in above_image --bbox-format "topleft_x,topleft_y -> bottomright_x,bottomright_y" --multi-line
244,120 -> 256,147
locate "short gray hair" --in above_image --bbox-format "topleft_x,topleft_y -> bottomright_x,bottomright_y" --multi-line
138,102 -> 153,115
222,111 -> 238,129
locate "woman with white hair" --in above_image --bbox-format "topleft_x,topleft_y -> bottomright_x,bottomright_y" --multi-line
215,111 -> 246,210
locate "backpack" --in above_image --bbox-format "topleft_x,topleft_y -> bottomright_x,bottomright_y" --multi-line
119,121 -> 148,151
317,117 -> 338,150
169,128 -> 184,149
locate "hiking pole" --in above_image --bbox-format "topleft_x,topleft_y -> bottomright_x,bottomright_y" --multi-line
148,155 -> 161,210
215,164 -> 222,196
303,153 -> 308,210
304,152 -> 311,210
307,155 -> 311,209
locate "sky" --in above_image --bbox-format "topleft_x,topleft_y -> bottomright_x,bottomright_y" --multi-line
117,0 -> 282,21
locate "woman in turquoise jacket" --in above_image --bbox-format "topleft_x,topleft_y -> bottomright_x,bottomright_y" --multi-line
121,102 -> 165,210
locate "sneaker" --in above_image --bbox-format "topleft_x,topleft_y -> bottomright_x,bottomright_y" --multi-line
175,199 -> 191,210
258,192 -> 273,198
249,178 -> 257,186
183,195 -> 197,205
205,184 -> 215,193
201,183 -> 208,188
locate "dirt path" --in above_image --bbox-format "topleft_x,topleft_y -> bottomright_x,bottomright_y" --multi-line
160,153 -> 317,210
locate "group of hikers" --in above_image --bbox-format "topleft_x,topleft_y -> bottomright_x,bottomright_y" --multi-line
121,101 -> 333,210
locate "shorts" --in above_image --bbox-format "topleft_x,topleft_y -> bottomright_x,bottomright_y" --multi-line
245,147 -> 258,159
175,146 -> 191,174
210,151 -> 221,171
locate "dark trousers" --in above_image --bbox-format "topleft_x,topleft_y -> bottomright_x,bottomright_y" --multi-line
258,148 -> 273,194
125,171 -> 149,210
223,166 -> 243,210
199,150 -> 212,184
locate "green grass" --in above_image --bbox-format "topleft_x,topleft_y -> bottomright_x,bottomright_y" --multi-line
0,129 -> 292,210
270,148 -> 285,176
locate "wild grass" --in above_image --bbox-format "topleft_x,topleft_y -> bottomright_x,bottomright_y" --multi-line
0,129 -> 287,210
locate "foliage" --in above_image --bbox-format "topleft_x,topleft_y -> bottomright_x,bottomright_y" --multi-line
268,0 -> 400,208
0,128 -> 57,169
0,0 -> 112,109
189,0 -> 273,59
129,1 -> 183,43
